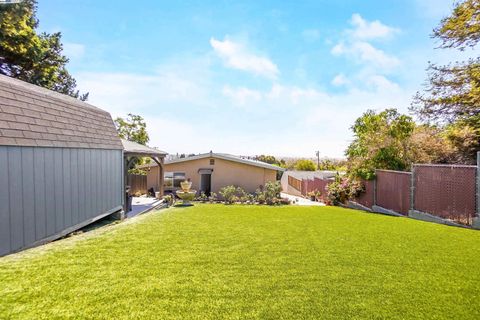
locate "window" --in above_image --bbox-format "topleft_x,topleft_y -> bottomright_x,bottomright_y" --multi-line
164,172 -> 186,189
210,158 -> 215,165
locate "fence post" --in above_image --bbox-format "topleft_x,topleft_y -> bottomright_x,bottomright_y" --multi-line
373,170 -> 377,206
477,152 -> 480,217
409,165 -> 415,216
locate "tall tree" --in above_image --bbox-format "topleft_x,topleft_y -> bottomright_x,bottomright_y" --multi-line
0,0 -> 88,100
411,0 -> 479,163
433,0 -> 480,50
294,159 -> 317,171
114,114 -> 150,145
346,109 -> 416,180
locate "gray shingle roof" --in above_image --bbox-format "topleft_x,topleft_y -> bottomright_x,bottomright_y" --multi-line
159,152 -> 285,171
122,139 -> 167,156
0,75 -> 122,149
285,170 -> 338,180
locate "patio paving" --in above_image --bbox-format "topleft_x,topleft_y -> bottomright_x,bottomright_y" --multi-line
281,192 -> 324,206
127,197 -> 164,218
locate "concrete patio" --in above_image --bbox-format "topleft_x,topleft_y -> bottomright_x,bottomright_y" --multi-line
127,197 -> 165,218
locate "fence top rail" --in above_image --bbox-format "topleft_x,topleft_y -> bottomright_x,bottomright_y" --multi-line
413,163 -> 477,169
376,169 -> 412,175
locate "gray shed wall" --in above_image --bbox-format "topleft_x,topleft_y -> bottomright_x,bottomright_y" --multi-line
0,146 -> 123,256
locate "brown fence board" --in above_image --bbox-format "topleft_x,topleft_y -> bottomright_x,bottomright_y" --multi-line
376,170 -> 411,215
414,165 -> 476,225
354,179 -> 375,208
288,176 -> 302,192
127,174 -> 147,195
300,177 -> 333,200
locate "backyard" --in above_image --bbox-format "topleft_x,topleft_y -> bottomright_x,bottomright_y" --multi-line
1,204 -> 479,319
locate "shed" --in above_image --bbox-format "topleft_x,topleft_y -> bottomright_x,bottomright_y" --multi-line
0,75 -> 124,256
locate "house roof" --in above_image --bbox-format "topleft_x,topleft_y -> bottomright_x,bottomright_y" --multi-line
0,75 -> 123,149
122,139 -> 167,157
285,170 -> 338,180
140,152 -> 285,171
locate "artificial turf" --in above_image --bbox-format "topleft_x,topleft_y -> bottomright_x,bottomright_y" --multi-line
1,204 -> 479,319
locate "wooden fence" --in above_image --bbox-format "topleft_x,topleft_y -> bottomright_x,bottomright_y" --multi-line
127,174 -> 147,195
287,154 -> 480,227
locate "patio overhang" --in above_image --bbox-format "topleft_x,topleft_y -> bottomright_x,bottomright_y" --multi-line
122,139 -> 168,213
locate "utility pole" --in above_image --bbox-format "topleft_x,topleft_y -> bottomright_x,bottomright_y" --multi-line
315,151 -> 320,171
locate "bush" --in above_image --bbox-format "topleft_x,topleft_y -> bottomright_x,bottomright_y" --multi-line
255,181 -> 285,205
163,194 -> 174,206
264,181 -> 282,204
307,190 -> 322,201
208,192 -> 217,203
219,185 -> 237,204
219,186 -> 248,204
197,191 -> 208,203
255,191 -> 266,204
236,187 -> 248,203
326,175 -> 364,205
294,159 -> 316,171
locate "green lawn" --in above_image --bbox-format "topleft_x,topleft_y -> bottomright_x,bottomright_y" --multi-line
1,205 -> 480,319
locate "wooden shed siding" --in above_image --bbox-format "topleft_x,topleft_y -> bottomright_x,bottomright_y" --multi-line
0,146 -> 123,256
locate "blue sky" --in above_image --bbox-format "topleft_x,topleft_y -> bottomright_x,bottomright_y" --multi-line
37,0 -> 468,158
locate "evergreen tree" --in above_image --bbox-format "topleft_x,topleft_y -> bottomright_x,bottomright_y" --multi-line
0,0 -> 88,100
411,0 -> 479,163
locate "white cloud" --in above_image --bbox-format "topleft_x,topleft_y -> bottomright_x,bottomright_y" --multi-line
331,14 -> 401,72
302,29 -> 320,42
331,74 -> 349,86
63,43 -> 85,60
210,36 -> 279,79
222,85 -> 262,105
331,40 -> 400,69
349,13 -> 400,40
365,75 -> 401,92
217,81 -> 413,157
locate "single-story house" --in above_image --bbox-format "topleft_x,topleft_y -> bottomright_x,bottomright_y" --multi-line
140,152 -> 285,195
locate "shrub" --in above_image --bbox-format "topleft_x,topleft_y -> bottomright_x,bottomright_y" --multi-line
219,186 -> 248,204
307,190 -> 322,201
294,159 -> 316,171
263,181 -> 282,204
209,192 -> 218,203
163,194 -> 174,206
326,175 -> 364,205
247,194 -> 256,204
255,190 -> 266,204
197,191 -> 208,203
219,185 -> 237,204
236,187 -> 249,204
255,181 -> 285,205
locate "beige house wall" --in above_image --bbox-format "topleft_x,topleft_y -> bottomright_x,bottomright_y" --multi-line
146,166 -> 161,191
146,157 -> 278,194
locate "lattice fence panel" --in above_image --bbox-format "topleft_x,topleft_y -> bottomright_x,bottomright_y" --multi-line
414,165 -> 476,225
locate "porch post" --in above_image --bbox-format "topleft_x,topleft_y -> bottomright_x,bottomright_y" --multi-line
409,165 -> 416,216
476,152 -> 480,218
159,157 -> 164,198
151,156 -> 165,199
